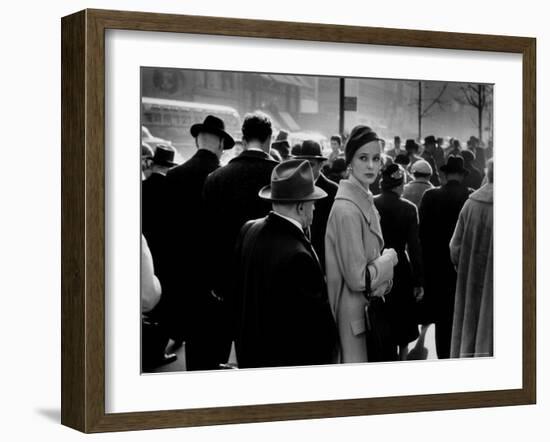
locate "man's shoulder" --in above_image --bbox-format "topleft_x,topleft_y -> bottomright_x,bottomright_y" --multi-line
398,196 -> 419,214
317,173 -> 338,195
422,186 -> 442,201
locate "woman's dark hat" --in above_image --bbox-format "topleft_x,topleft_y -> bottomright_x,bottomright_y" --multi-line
344,125 -> 382,165
291,140 -> 327,161
259,159 -> 327,202
394,153 -> 410,166
190,115 -> 235,150
151,145 -> 177,167
380,163 -> 405,190
440,155 -> 469,175
405,139 -> 420,152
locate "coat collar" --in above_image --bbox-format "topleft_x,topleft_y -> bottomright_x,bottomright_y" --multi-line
336,179 -> 384,247
192,148 -> 220,166
336,178 -> 377,225
231,149 -> 278,164
266,212 -> 322,271
266,211 -> 307,242
469,183 -> 493,203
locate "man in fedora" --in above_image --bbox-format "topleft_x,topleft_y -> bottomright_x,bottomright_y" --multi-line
142,145 -> 177,280
418,155 -> 473,359
271,129 -> 291,161
162,114 -> 234,371
291,139 -> 338,270
202,112 -> 278,367
422,135 -> 441,187
467,135 -> 487,173
233,160 -> 338,368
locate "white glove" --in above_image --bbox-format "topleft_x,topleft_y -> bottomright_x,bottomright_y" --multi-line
382,248 -> 398,266
368,248 -> 398,291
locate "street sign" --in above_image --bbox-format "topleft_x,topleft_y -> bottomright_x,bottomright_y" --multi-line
343,96 -> 357,111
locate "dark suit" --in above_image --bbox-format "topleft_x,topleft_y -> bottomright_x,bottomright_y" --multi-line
418,180 -> 472,358
159,149 -> 221,370
203,150 -> 278,339
234,213 -> 338,368
310,173 -> 338,270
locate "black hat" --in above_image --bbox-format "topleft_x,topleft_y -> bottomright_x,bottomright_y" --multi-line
440,155 -> 469,175
405,139 -> 420,152
259,159 -> 327,202
190,115 -> 235,150
331,158 -> 347,173
151,145 -> 177,167
344,125 -> 382,165
395,153 -> 410,166
271,130 -> 291,158
459,149 -> 475,164
291,139 -> 327,161
380,163 -> 405,190
424,135 -> 436,145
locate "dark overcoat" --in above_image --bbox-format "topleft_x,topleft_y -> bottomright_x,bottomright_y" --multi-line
154,149 -> 220,339
202,150 -> 278,310
418,180 -> 472,326
141,173 -> 170,284
310,173 -> 338,270
234,213 -> 338,368
463,164 -> 483,190
374,190 -> 422,345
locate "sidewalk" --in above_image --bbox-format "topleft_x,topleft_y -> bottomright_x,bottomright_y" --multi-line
149,323 -> 438,373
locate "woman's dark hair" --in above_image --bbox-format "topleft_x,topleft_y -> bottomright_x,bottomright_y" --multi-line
241,112 -> 273,143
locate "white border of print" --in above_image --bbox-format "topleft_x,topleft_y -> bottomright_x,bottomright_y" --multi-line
105,29 -> 522,413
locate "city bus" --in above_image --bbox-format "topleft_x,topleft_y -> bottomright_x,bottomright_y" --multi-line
141,96 -> 242,163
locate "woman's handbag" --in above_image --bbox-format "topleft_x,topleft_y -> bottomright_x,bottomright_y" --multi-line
364,296 -> 398,362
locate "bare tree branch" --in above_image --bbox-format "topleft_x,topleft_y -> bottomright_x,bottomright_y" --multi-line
421,84 -> 448,117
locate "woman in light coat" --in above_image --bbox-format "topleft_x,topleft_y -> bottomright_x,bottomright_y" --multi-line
325,126 -> 398,363
449,160 -> 493,358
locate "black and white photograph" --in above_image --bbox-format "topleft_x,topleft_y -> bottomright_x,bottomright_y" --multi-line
140,67 -> 494,373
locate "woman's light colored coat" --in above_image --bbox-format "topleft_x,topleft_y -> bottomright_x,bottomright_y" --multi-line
325,177 -> 387,362
449,184 -> 493,358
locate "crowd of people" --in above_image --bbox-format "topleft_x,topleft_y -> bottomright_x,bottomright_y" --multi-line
140,110 -> 494,371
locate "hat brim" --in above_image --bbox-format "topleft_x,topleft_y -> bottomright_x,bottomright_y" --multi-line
440,165 -> 469,175
190,124 -> 235,150
258,185 -> 327,202
291,154 -> 328,161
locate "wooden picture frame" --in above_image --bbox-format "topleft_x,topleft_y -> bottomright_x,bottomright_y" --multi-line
61,8 -> 536,433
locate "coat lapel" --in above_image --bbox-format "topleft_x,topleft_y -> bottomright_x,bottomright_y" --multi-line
267,213 -> 323,273
335,179 -> 384,247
